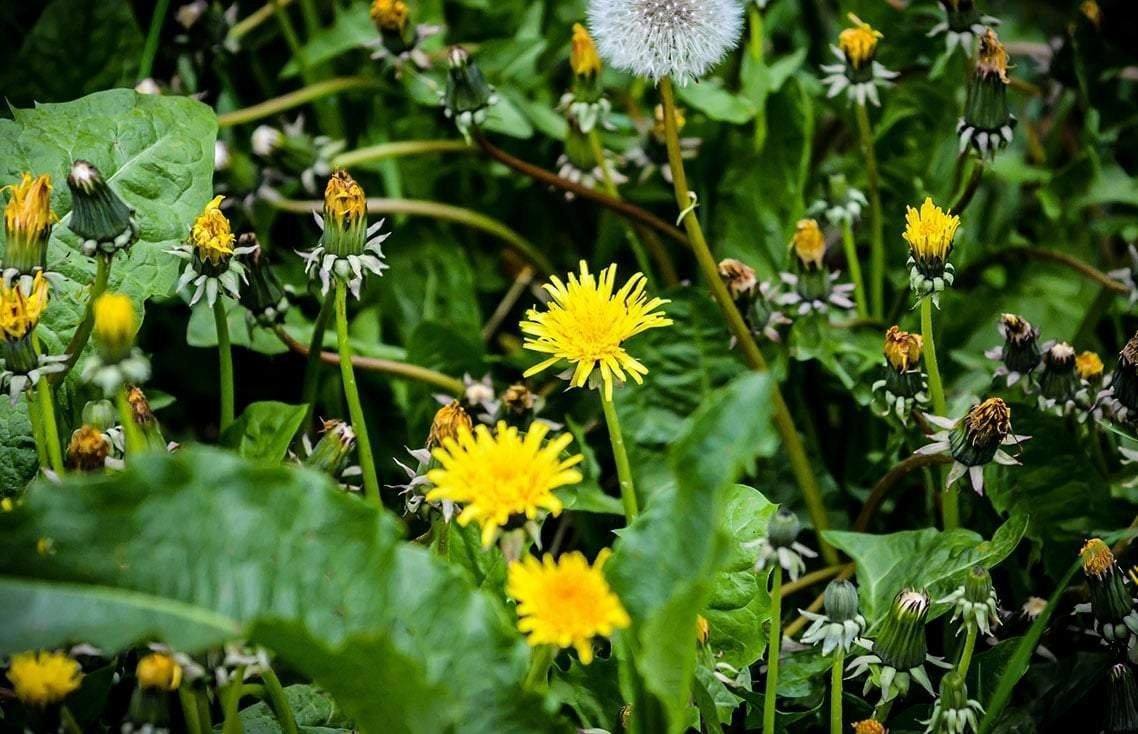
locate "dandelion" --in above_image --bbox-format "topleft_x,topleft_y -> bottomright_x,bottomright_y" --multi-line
938,565 -> 1000,637
428,401 -> 473,449
560,23 -> 612,133
904,197 -> 960,304
872,326 -> 928,423
778,218 -> 857,316
426,421 -> 583,548
746,507 -> 818,581
0,273 -> 65,401
66,160 -> 139,257
300,419 -> 361,490
586,0 -> 744,85
820,14 -> 898,107
2,172 -> 56,287
81,293 -> 151,396
1102,332 -> 1138,422
1074,539 -> 1138,660
136,653 -> 182,691
985,313 -> 1041,387
251,117 -> 345,194
556,121 -> 627,199
958,29 -> 1016,158
922,672 -> 984,734
170,195 -> 255,308
848,588 -> 949,703
507,549 -> 630,664
301,170 -> 389,299
5,650 -> 82,707
368,0 -> 439,69
1036,342 -> 1085,415
66,424 -> 113,472
800,579 -> 867,656
1077,350 -> 1105,382
928,0 -> 1000,56
521,261 -> 671,401
719,258 -> 789,343
853,721 -> 887,734
442,47 -> 498,141
916,397 -> 1029,495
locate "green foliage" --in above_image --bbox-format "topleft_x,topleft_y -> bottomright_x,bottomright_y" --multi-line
220,401 -> 308,464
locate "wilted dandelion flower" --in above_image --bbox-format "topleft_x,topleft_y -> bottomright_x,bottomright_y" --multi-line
800,579 -> 867,655
171,195 -> 255,307
251,117 -> 345,194
66,160 -> 139,257
2,172 -> 56,287
985,313 -> 1041,387
5,650 -> 82,706
520,261 -> 671,401
560,23 -> 612,133
928,0 -> 999,56
1100,332 -> 1138,423
81,293 -> 151,396
922,672 -> 984,734
820,14 -> 898,107
1036,342 -> 1085,415
745,507 -> 818,581
1074,538 -> 1138,661
0,273 -> 65,401
586,0 -> 744,85
958,29 -> 1016,158
904,197 -> 960,305
426,421 -> 583,548
778,219 -> 856,316
938,565 -> 999,636
507,549 -> 630,664
848,588 -> 948,703
300,418 -> 361,490
853,721 -> 887,734
916,397 -> 1029,495
301,170 -> 389,299
719,258 -> 790,343
66,424 -> 114,472
872,326 -> 928,422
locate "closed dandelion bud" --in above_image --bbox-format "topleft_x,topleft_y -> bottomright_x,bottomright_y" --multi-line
5,650 -> 82,707
875,588 -> 931,672
791,219 -> 827,272
561,23 -> 611,132
958,29 -> 1016,158
2,172 -> 55,279
718,258 -> 758,300
82,399 -> 117,431
904,197 -> 960,303
821,14 -> 897,107
839,14 -> 881,72
696,614 -> 710,645
1112,334 -> 1138,419
127,387 -> 169,452
371,0 -> 411,51
571,22 -> 602,82
1077,351 -> 1104,383
780,218 -> 856,314
443,47 -> 498,140
748,506 -> 818,580
428,402 -> 473,448
1081,539 -> 1134,625
940,565 -> 999,635
801,578 -> 867,655
1038,342 -> 1080,412
67,425 -> 110,472
881,326 -> 925,399
93,293 -> 137,364
987,313 -> 1041,386
924,672 -> 984,734
305,419 -> 357,476
853,720 -> 887,734
949,398 -> 1011,468
0,273 -> 65,401
768,507 -> 801,548
136,652 -> 182,691
66,160 -> 138,257
930,0 -> 998,55
237,235 -> 289,327
1108,663 -> 1138,734
824,579 -> 861,623
303,171 -> 388,298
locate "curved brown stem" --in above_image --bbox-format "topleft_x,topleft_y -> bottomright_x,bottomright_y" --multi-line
473,131 -> 691,249
956,247 -> 1129,294
854,453 -> 954,532
780,563 -> 855,598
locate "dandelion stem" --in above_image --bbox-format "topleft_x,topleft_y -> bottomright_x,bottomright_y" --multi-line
300,297 -> 334,424
334,283 -> 381,506
601,392 -> 639,521
178,687 -> 207,734
138,0 -> 171,81
763,566 -> 783,734
60,706 -> 82,734
228,0 -> 294,43
216,77 -> 378,127
213,299 -> 236,432
830,650 -> 845,734
221,665 -> 247,734
53,254 -> 111,383
952,158 -> 985,216
260,667 -> 300,734
36,379 -> 64,474
840,221 -> 869,319
920,297 -> 957,529
523,644 -> 556,691
117,387 -> 146,456
332,140 -> 474,169
748,6 -> 767,150
956,623 -> 978,675
587,129 -> 658,286
854,452 -> 953,532
855,103 -> 885,319
26,391 -> 48,469
659,76 -> 837,565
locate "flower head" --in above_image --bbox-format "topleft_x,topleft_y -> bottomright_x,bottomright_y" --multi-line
976,28 -> 1009,83
172,196 -> 255,307
370,0 -> 408,32
800,578 -> 867,655
302,171 -> 389,298
136,652 -> 182,691
521,261 -> 671,401
66,160 -> 138,256
883,326 -> 923,372
93,293 -> 137,362
571,22 -> 602,78
1076,539 -> 1138,653
821,14 -> 897,106
1082,538 -> 1116,579
0,272 -> 48,343
2,173 -> 55,279
561,23 -> 612,132
428,401 -> 473,448
778,221 -> 856,316
904,198 -> 960,302
0,273 -> 64,400
746,507 -> 818,581
586,0 -> 744,84
1076,351 -> 1104,382
958,29 -> 1016,157
1037,342 -> 1083,414
873,326 -> 928,422
303,419 -> 358,481
923,672 -> 984,734
791,218 -> 827,271
938,565 -> 999,636
442,47 -> 498,140
853,721 -> 887,734
507,549 -> 631,663
322,171 -> 367,251
66,424 -> 112,472
838,14 -> 882,69
190,195 -> 236,265
426,421 -> 583,547
5,650 -> 82,706
719,258 -> 758,299
848,588 -> 946,703
986,313 -> 1041,387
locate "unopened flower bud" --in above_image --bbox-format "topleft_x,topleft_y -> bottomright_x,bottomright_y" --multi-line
1108,663 -> 1138,734
136,652 -> 182,691
66,160 -> 139,257
767,507 -> 802,549
443,47 -> 497,139
823,579 -> 861,623
428,402 -> 473,448
93,293 -> 138,364
237,235 -> 289,326
875,588 -> 930,672
718,258 -> 758,300
958,29 -> 1015,158
696,614 -> 710,645
1081,539 -> 1134,625
82,399 -> 117,431
949,398 -> 1011,468
305,419 -> 356,476
321,170 -> 368,258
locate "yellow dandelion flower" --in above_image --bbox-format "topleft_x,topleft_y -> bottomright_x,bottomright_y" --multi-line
370,0 -> 408,32
0,272 -> 49,342
1081,538 -> 1114,578
838,14 -> 882,69
791,219 -> 826,270
426,421 -> 584,547
851,720 -> 887,734
324,170 -> 366,227
977,28 -> 1010,83
903,197 -> 959,269
883,326 -> 923,372
1080,0 -> 1102,27
93,292 -> 137,358
5,650 -> 82,706
189,195 -> 235,265
520,261 -> 672,401
1076,351 -> 1104,381
136,652 -> 182,691
696,614 -> 710,645
3,173 -> 55,245
428,401 -> 473,448
570,23 -> 602,78
507,549 -> 631,664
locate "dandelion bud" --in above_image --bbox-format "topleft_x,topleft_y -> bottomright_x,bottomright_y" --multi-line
560,23 -> 611,132
302,171 -> 388,299
904,197 -> 960,303
1037,342 -> 1080,413
1076,351 -> 1104,382
570,22 -> 602,80
875,588 -> 931,672
66,160 -> 138,257
852,721 -> 887,734
305,419 -> 357,476
838,14 -> 881,70
987,313 -> 1041,386
930,0 -> 997,55
1108,663 -> 1138,734
1111,334 -> 1138,420
718,258 -> 758,300
0,274 -> 64,401
958,29 -> 1016,158
66,425 -> 110,472
93,293 -> 137,364
5,650 -> 82,707
923,672 -> 983,734
768,507 -> 801,548
948,398 -> 1012,468
873,327 -> 928,422
791,219 -> 826,272
940,565 -> 999,635
2,172 -> 55,279
428,402 -> 473,448
443,47 -> 498,140
1081,539 -> 1135,628
237,235 -> 289,327
802,578 -> 867,655
586,0 -> 743,84
821,14 -> 897,106
779,219 -> 856,314
136,653 -> 182,691
824,579 -> 861,622
171,195 -> 255,308
696,614 -> 710,645
883,326 -> 923,373
82,399 -> 118,431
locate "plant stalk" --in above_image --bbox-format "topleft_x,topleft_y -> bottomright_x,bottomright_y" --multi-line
855,103 -> 884,319
333,140 -> 473,169
300,297 -> 334,424
213,299 -> 235,432
334,283 -> 381,505
523,644 -> 556,691
763,566 -> 783,734
956,623 -> 978,675
138,0 -> 172,81
36,379 -> 64,474
840,221 -> 869,319
26,391 -> 48,469
260,667 -> 299,734
920,297 -> 956,529
830,650 -> 845,734
601,392 -> 639,521
216,77 -> 378,127
54,254 -> 111,383
587,129 -> 657,285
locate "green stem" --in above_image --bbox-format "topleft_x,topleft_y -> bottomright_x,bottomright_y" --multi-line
271,0 -> 309,78
301,297 -> 334,424
523,644 -> 556,691
54,254 -> 111,383
830,650 -> 845,734
26,391 -> 48,469
332,140 -> 473,169
216,77 -> 378,127
260,667 -> 299,734
855,103 -> 884,320
600,392 -> 639,521
138,0 -> 171,80
748,6 -> 767,150
920,297 -> 957,529
213,299 -> 235,432
763,566 -> 783,734
59,706 -> 82,734
194,689 -> 212,734
117,387 -> 145,456
228,0 -> 294,43
659,76 -> 836,564
587,128 -> 656,286
36,379 -> 64,474
221,666 -> 247,734
334,283 -> 381,505
840,221 -> 869,319
178,687 -> 207,734
956,623 -> 978,675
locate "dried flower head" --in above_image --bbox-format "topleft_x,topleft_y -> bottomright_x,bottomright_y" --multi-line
1082,538 -> 1115,579
2,173 -> 55,280
959,28 -> 1016,157
976,28 -> 1009,83
66,424 -> 111,472
428,401 -> 473,448
586,0 -> 744,84
718,258 -> 758,299
883,326 -> 923,372
189,195 -> 236,265
917,397 -> 1028,495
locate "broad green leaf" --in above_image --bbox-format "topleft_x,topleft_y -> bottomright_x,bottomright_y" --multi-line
824,513 -> 1029,623
676,80 -> 756,125
550,655 -> 624,732
234,684 -> 353,733
220,401 -> 308,464
609,372 -> 775,733
280,4 -> 374,79
0,402 -> 37,493
0,448 -> 568,734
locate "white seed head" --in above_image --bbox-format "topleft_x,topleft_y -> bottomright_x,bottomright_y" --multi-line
252,126 -> 283,157
587,0 -> 744,84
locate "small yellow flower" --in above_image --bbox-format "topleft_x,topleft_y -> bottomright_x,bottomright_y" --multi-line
1076,351 -> 1104,381
5,650 -> 82,706
426,421 -> 584,547
136,652 -> 182,691
0,272 -> 49,342
3,173 -> 55,244
570,23 -> 602,78
324,170 -> 366,228
507,549 -> 631,664
903,197 -> 960,268
838,14 -> 882,69
189,195 -> 235,265
883,326 -> 923,372
93,292 -> 137,358
520,261 -> 672,401
428,401 -> 473,448
791,219 -> 826,270
1,497 -> 14,512
696,614 -> 710,645
977,28 -> 1010,83
1081,538 -> 1115,578
370,0 -> 408,32
851,720 -> 887,734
